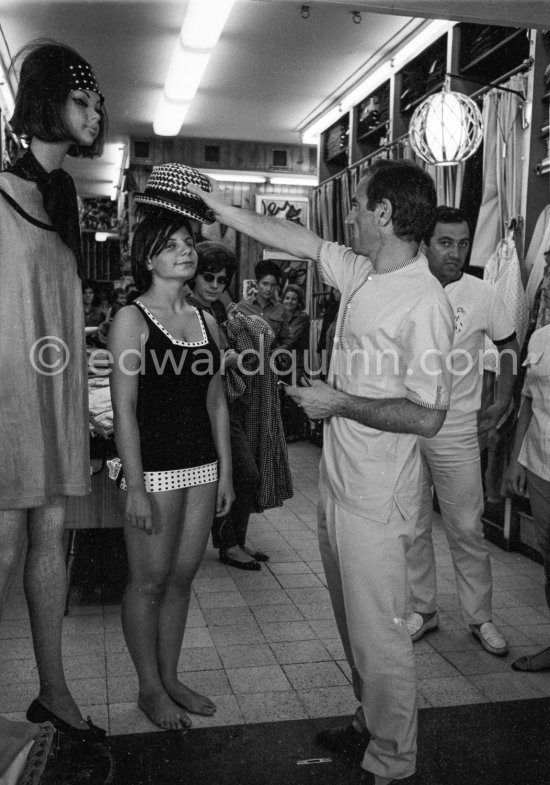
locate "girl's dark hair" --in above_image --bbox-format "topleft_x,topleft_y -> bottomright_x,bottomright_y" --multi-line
131,209 -> 196,292
81,279 -> 99,306
193,240 -> 236,291
10,39 -> 107,158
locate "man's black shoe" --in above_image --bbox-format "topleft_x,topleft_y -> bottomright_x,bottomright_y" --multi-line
316,723 -> 369,760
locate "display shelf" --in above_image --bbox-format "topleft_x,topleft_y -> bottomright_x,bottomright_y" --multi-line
458,24 -> 530,83
357,121 -> 389,145
398,35 -> 447,117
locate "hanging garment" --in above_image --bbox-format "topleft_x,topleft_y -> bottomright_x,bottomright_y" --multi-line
525,204 -> 550,308
483,230 -> 529,371
221,312 -> 293,512
470,75 -> 527,268
534,260 -> 550,331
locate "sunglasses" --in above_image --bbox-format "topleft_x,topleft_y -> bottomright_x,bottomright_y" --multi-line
201,273 -> 228,285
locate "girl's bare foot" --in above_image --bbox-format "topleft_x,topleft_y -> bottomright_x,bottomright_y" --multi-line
166,681 -> 216,716
138,690 -> 191,731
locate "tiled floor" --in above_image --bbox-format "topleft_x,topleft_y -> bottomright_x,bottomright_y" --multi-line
2,440 -> 550,736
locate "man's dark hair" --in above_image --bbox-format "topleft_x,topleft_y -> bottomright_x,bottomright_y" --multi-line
254,258 -> 281,284
365,159 -> 436,244
423,205 -> 471,246
131,209 -> 196,292
194,241 -> 235,290
10,39 -> 107,159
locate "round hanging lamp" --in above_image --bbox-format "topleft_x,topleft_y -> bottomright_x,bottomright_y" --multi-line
408,89 -> 483,166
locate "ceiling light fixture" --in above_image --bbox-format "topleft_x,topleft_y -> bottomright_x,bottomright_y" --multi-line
351,11 -> 362,25
206,170 -> 267,183
409,88 -> 483,165
270,175 -> 318,186
153,0 -> 236,137
300,5 -> 310,21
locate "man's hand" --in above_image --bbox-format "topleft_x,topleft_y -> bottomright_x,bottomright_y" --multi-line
187,177 -> 227,221
478,401 -> 509,436
506,459 -> 527,497
285,379 -> 341,420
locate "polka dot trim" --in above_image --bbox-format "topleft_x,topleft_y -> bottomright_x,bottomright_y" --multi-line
135,300 -> 208,347
68,63 -> 103,98
119,461 -> 217,493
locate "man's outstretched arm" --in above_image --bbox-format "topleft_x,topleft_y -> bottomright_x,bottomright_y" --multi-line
188,178 -> 322,260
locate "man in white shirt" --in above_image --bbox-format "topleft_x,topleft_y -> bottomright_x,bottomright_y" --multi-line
406,206 -> 519,657
190,160 -> 454,785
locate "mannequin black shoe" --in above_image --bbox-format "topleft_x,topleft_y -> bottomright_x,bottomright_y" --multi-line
26,699 -> 107,743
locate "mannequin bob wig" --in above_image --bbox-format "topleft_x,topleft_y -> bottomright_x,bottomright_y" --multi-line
10,39 -> 107,158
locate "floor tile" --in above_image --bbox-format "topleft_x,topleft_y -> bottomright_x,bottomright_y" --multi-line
216,644 -> 277,669
270,640 -> 332,665
195,591 -> 248,609
203,606 -> 256,628
209,622 -> 266,647
257,620 -> 317,643
418,676 -> 486,706
282,661 -> 349,690
297,685 -> 357,718
177,646 -> 223,672
225,665 -> 291,694
275,573 -> 323,589
250,604 -> 304,624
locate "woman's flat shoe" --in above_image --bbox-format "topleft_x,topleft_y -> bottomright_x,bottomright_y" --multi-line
243,546 -> 269,562
26,699 -> 107,742
511,647 -> 550,672
219,550 -> 261,571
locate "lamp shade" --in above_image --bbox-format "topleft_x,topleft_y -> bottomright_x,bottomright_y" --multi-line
409,90 -> 483,166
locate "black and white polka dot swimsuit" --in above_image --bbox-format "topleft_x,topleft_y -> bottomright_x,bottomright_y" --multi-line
119,300 -> 220,492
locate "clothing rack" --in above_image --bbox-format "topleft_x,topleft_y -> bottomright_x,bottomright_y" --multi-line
466,57 -> 534,102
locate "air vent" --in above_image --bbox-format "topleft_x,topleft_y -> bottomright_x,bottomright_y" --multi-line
272,149 -> 288,168
204,144 -> 221,163
133,140 -> 151,160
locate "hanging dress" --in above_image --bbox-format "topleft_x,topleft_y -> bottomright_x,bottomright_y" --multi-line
0,172 -> 90,508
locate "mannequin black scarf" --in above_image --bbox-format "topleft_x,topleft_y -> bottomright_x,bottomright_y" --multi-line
9,150 -> 83,275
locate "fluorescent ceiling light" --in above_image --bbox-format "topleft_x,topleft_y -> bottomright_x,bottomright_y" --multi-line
301,20 -> 454,144
270,176 -> 318,186
153,0 -> 235,137
205,169 -> 267,183
182,0 -> 236,50
164,48 -> 212,103
153,93 -> 191,136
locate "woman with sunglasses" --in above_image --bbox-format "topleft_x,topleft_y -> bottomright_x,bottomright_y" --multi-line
187,241 -> 267,569
187,241 -> 233,324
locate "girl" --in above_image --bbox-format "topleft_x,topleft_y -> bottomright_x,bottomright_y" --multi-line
109,207 -> 234,730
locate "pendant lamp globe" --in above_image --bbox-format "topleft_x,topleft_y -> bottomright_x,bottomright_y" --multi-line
408,89 -> 483,166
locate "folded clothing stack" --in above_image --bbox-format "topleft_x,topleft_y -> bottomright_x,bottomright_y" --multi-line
89,382 -> 113,437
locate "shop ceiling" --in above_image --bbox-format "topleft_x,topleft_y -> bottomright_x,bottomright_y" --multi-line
1,0 -> 548,198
